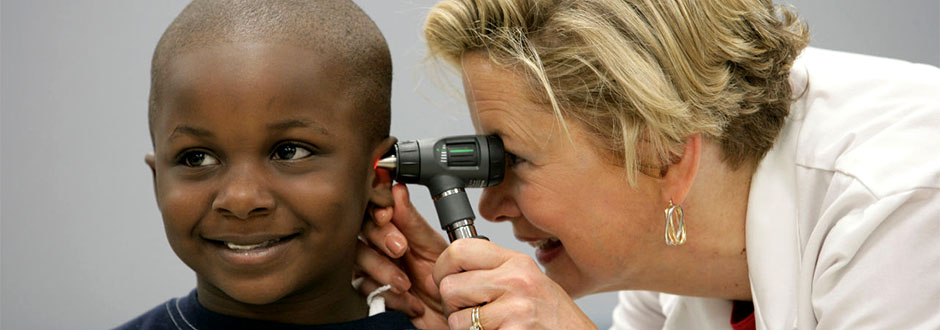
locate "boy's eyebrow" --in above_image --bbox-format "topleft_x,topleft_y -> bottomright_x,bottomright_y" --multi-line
267,119 -> 329,135
168,125 -> 213,142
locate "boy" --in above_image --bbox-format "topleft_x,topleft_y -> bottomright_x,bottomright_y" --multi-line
117,0 -> 416,328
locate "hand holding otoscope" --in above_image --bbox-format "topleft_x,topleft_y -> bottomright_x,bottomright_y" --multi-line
369,135 -> 547,330
376,135 -> 504,242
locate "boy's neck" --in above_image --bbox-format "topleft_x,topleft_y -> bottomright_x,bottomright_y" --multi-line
195,277 -> 369,325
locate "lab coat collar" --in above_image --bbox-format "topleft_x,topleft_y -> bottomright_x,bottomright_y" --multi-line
743,55 -> 810,330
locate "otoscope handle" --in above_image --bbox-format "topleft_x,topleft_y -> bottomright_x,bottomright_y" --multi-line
431,179 -> 488,242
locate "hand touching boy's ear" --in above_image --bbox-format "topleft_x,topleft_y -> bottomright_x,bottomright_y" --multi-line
368,137 -> 397,209
362,137 -> 403,260
370,168 -> 394,208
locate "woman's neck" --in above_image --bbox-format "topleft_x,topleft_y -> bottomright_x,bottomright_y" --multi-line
658,142 -> 754,301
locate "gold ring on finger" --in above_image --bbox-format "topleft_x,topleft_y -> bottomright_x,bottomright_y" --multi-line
470,306 -> 484,330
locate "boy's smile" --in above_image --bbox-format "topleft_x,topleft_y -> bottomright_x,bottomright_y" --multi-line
147,42 -> 390,322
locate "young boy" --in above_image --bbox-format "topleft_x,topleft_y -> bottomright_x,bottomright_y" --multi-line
117,0 -> 416,328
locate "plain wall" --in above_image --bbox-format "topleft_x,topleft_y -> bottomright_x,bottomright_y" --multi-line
1,1 -> 937,329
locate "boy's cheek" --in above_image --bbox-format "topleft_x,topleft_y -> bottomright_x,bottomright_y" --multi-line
156,182 -> 211,226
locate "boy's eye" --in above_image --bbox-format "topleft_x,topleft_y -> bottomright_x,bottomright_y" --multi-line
272,143 -> 313,161
506,152 -> 527,168
178,151 -> 219,167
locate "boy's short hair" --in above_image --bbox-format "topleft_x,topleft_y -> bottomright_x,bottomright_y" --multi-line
149,0 -> 392,144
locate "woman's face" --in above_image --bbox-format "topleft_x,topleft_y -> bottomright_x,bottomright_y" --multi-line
462,55 -> 667,297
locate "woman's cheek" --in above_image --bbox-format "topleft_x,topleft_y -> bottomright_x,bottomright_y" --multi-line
517,180 -> 566,230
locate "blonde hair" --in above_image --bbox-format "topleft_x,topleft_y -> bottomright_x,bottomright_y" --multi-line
425,0 -> 808,183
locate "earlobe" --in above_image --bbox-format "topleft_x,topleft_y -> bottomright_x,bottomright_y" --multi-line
368,137 -> 397,208
660,133 -> 702,205
145,152 -> 159,197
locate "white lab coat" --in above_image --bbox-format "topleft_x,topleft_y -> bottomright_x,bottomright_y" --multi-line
610,48 -> 940,330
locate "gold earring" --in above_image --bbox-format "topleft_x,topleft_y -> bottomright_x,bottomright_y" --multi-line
664,200 -> 686,246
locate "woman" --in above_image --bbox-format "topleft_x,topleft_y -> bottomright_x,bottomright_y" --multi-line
356,0 -> 940,329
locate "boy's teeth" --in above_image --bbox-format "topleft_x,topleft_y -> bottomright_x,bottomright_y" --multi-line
225,238 -> 279,250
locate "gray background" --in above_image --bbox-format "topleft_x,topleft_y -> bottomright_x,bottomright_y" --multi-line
1,0 -> 937,329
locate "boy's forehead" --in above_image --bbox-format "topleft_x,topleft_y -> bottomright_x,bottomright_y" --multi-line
147,0 -> 391,146
167,42 -> 346,86
152,43 -> 362,140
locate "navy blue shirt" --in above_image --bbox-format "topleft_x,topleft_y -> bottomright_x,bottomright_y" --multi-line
114,290 -> 418,330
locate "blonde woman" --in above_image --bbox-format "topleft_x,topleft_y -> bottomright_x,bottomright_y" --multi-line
357,0 -> 940,329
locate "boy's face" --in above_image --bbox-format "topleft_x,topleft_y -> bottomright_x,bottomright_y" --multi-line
147,43 -> 391,306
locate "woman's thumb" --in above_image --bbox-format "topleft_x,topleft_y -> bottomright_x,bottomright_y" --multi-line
391,183 -> 444,245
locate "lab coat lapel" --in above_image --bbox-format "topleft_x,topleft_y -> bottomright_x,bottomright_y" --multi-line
745,108 -> 804,330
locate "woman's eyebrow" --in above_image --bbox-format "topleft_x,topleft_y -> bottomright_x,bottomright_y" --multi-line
267,118 -> 329,135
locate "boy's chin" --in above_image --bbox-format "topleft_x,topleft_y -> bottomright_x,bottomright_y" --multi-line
198,277 -> 294,306
222,287 -> 287,305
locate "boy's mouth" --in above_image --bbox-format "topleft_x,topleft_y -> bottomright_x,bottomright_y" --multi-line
203,233 -> 302,267
204,233 -> 301,251
224,238 -> 281,251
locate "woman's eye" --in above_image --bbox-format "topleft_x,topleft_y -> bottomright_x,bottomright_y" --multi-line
506,152 -> 527,167
178,151 -> 219,167
272,143 -> 313,161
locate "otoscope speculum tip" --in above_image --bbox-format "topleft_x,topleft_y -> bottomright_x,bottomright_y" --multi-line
376,155 -> 397,170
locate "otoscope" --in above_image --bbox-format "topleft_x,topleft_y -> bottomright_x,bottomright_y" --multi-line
376,135 -> 505,242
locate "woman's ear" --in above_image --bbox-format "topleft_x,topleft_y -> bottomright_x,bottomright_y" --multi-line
660,133 -> 702,206
368,137 -> 397,208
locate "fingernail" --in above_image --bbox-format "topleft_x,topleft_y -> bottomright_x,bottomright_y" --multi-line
385,234 -> 406,257
393,274 -> 411,293
375,208 -> 388,222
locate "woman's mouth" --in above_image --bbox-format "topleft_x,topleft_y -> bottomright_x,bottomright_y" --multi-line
528,237 -> 564,264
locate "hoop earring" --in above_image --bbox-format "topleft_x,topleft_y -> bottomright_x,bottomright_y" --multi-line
664,200 -> 686,246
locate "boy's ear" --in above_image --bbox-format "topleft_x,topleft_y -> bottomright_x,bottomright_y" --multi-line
145,152 -> 156,178
368,137 -> 397,208
145,152 -> 159,196
660,133 -> 702,206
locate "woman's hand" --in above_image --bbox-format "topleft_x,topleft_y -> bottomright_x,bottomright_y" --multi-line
434,238 -> 597,330
357,183 -> 450,329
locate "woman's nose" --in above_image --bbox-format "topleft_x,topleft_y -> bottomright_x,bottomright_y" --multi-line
477,174 -> 521,223
212,166 -> 275,219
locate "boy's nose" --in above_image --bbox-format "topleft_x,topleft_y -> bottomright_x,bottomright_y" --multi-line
212,169 -> 275,219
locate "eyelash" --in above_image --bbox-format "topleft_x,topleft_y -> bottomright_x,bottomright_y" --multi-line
175,149 -> 218,168
506,151 -> 527,168
270,142 -> 315,161
174,142 -> 315,167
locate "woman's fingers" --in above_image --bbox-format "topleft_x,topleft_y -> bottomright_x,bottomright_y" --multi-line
438,262 -> 596,330
431,238 -> 521,286
389,184 -> 448,253
362,210 -> 407,258
363,183 -> 446,260
445,299 -> 544,330
354,240 -> 411,294
435,251 -> 543,314
436,269 -> 498,314
430,239 -> 599,329
447,303 -> 502,330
